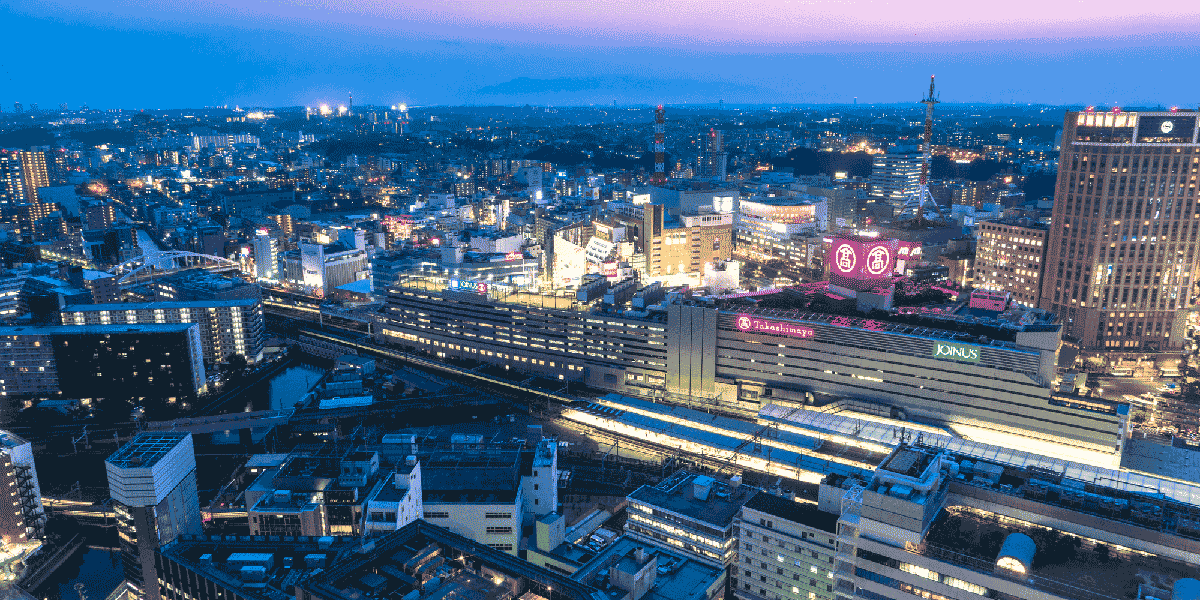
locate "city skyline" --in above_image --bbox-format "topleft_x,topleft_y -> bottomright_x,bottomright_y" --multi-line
5,1 -> 1200,108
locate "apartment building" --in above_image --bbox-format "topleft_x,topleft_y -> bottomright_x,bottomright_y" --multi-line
61,298 -> 265,365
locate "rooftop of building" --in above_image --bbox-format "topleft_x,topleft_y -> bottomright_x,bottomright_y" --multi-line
978,217 -> 1049,231
246,454 -> 290,469
571,536 -> 725,600
627,471 -> 756,530
107,432 -> 190,469
721,283 -> 1059,345
740,195 -> 823,207
421,452 -> 521,504
921,505 -> 1196,600
301,520 -> 599,600
741,492 -> 839,534
0,323 -> 198,337
61,297 -> 261,311
160,533 -> 360,600
0,430 -> 29,450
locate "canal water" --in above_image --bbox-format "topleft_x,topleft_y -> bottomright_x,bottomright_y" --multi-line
268,362 -> 326,410
209,360 -> 325,444
35,547 -> 123,600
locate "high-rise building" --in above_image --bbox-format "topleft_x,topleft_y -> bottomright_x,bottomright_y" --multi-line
0,431 -> 45,543
18,151 -> 49,202
0,323 -> 207,400
107,432 -> 203,600
975,218 -> 1049,308
868,152 -> 921,212
699,129 -> 727,181
1038,109 -> 1200,353
252,230 -> 279,280
0,152 -> 28,205
60,298 -> 266,365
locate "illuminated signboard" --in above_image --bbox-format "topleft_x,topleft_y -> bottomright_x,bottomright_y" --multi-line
448,279 -> 489,294
832,240 -> 861,274
736,314 -> 815,338
864,244 -> 891,276
932,342 -> 980,363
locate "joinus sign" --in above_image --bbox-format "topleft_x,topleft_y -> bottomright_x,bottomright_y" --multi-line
736,314 -> 816,338
932,342 -> 980,363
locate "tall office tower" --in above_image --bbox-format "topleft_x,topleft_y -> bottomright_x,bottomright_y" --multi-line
975,218 -> 1049,308
1039,109 -> 1200,353
0,431 -> 45,542
253,229 -> 279,279
699,128 -> 727,181
17,151 -> 49,202
868,152 -> 922,212
107,433 -> 202,600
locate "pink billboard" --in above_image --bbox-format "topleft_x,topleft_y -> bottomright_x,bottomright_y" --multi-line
736,314 -> 815,338
829,235 -> 898,290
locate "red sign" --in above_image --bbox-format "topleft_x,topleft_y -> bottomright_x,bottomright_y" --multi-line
736,314 -> 815,338
602,262 -> 618,277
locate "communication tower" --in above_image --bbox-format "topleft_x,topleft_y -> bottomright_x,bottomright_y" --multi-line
898,76 -> 946,223
652,105 -> 666,186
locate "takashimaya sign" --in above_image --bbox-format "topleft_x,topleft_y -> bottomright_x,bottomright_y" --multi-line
736,314 -> 815,338
932,342 -> 980,363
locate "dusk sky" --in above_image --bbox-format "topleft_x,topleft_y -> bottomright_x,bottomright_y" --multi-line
6,1 -> 1200,108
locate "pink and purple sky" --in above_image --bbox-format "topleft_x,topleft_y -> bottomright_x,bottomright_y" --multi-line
6,0 -> 1200,108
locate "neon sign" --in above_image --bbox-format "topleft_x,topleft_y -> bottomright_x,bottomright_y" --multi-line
865,246 -> 891,276
933,342 -> 980,363
834,243 -> 858,274
736,314 -> 815,338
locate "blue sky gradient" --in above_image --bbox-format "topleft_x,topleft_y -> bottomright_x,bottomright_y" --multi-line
4,2 -> 1200,109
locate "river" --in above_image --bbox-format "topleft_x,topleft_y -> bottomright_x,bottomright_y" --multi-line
268,362 -> 325,410
34,548 -> 123,600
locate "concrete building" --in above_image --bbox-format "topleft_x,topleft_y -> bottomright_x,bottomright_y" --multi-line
1039,109 -> 1200,354
155,534 -> 360,600
247,452 -> 390,538
376,272 -> 1134,467
285,242 -> 370,298
0,431 -> 45,542
734,492 -> 840,600
363,457 -> 423,535
252,230 -> 279,280
735,197 -> 824,261
419,452 -> 524,555
699,129 -> 728,182
60,298 -> 266,365
106,432 -> 203,600
817,442 -> 1200,600
975,218 -> 1049,308
0,323 -> 207,400
572,535 -> 726,600
150,270 -> 262,302
869,152 -> 921,212
625,470 -> 758,568
609,203 -> 733,278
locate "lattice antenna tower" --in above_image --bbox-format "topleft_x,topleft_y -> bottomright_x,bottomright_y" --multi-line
652,105 -> 666,186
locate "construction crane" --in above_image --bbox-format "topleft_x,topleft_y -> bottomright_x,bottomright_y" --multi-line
652,105 -> 666,186
899,76 -> 946,223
